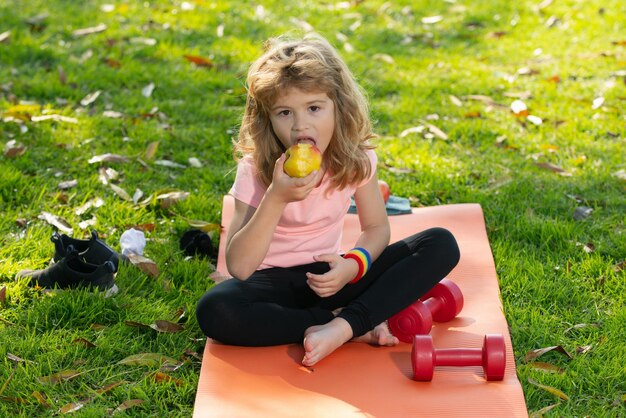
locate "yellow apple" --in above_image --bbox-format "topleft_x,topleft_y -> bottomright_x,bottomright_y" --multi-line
283,143 -> 322,178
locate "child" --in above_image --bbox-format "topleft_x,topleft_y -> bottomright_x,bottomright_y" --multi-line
196,33 -> 460,366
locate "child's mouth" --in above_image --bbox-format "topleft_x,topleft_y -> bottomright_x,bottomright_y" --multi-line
295,137 -> 316,146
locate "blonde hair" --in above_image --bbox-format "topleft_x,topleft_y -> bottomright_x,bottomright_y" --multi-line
234,33 -> 375,190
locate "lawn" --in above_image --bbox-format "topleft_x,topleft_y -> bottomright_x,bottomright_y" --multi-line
1,0 -> 625,416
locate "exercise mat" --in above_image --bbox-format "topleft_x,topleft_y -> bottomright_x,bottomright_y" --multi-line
193,195 -> 528,417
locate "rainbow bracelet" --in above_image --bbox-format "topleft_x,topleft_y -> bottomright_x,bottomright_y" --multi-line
343,247 -> 372,284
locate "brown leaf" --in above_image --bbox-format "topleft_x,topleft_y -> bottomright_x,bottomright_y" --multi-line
0,395 -> 29,404
38,211 -> 73,234
59,401 -> 85,414
7,353 -> 30,363
127,253 -> 160,277
612,40 -> 626,46
0,286 -> 5,304
39,370 -> 82,384
111,399 -> 144,414
534,162 -> 571,176
72,23 -> 107,37
16,218 -> 28,228
187,220 -> 221,234
4,140 -> 27,157
58,179 -> 78,190
615,261 -> 625,272
109,184 -> 132,201
564,323 -> 599,333
124,320 -> 152,329
88,153 -> 130,164
152,371 -> 183,386
31,391 -> 51,408
98,167 -> 119,185
530,403 -> 559,418
103,57 -> 122,68
95,380 -> 125,394
528,362 -> 565,374
528,378 -> 570,400
156,191 -> 190,209
183,348 -> 202,362
72,338 -> 97,348
145,141 -> 160,160
150,320 -> 184,333
90,323 -> 107,331
31,114 -> 78,123
573,206 -> 593,220
171,307 -> 186,323
183,54 -> 214,67
576,345 -> 593,354
524,345 -> 572,362
118,353 -> 180,368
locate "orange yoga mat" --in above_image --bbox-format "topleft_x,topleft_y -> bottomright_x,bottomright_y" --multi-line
194,196 -> 528,417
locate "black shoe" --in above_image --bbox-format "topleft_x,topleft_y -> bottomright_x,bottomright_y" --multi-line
180,229 -> 214,258
52,230 -> 119,272
17,248 -> 117,294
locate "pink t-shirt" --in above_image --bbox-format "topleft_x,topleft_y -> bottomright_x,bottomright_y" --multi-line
229,149 -> 377,269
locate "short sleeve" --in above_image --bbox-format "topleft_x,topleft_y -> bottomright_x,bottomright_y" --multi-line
228,157 -> 267,208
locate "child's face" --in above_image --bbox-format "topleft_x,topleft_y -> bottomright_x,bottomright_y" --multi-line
269,87 -> 335,155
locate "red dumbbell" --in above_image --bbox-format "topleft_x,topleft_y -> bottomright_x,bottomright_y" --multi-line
387,278 -> 464,343
411,334 -> 506,381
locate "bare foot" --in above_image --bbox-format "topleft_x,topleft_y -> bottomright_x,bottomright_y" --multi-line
302,317 -> 353,366
352,322 -> 399,346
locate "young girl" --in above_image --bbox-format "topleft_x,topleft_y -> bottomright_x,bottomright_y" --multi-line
196,34 -> 460,366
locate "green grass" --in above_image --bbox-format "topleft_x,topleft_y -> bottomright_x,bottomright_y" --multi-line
1,0 -> 625,416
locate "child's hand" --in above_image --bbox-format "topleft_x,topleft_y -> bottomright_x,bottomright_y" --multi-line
306,254 -> 358,297
267,154 -> 322,203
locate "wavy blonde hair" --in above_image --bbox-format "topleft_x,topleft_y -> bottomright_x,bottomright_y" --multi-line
234,33 -> 375,190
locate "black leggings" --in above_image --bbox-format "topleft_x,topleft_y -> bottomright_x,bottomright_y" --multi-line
196,227 -> 460,346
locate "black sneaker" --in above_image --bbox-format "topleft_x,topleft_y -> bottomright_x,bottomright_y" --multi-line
17,248 -> 118,295
180,229 -> 214,258
52,230 -> 119,272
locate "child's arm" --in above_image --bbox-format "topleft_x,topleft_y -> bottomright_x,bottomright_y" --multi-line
306,172 -> 390,297
226,154 -> 323,280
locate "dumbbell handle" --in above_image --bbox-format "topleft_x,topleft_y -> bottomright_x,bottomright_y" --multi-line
433,348 -> 484,367
422,297 -> 444,316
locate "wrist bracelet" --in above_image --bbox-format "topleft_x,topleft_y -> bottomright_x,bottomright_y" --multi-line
343,247 -> 372,284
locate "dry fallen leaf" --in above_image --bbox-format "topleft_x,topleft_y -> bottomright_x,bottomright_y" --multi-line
59,401 -> 85,414
38,211 -> 73,234
72,23 -> 107,37
530,403 -> 559,418
152,371 -> 183,386
157,191 -> 189,209
111,399 -> 144,414
145,141 -> 160,160
31,391 -> 51,408
524,345 -> 572,362
80,91 -> 101,106
39,370 -> 82,384
117,353 -> 180,368
127,253 -> 160,277
528,378 -> 570,400
183,54 -> 214,67
534,162 -> 571,176
4,140 -> 27,157
142,83 -> 155,98
109,184 -> 132,201
58,179 -> 78,190
72,338 -> 97,348
150,320 -> 184,333
88,153 -> 130,164
528,361 -> 565,374
0,286 -> 6,304
573,206 -> 593,220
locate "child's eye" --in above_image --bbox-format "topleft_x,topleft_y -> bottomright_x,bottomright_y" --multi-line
309,106 -> 320,112
277,110 -> 291,116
